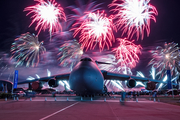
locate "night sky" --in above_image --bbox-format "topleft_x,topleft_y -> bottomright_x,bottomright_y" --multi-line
0,0 -> 180,82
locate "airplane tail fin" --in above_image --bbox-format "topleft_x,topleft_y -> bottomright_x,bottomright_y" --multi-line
95,61 -> 113,65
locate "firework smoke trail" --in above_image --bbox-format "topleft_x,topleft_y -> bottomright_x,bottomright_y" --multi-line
112,38 -> 142,68
0,54 -> 14,80
109,0 -> 158,40
58,39 -> 83,71
52,21 -> 73,42
67,0 -> 102,27
72,11 -> 116,51
148,42 -> 180,78
24,0 -> 66,39
11,32 -> 46,67
0,55 -> 8,76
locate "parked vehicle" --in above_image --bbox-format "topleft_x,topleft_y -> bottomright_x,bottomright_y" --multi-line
24,90 -> 36,97
13,88 -> 25,92
13,91 -> 26,97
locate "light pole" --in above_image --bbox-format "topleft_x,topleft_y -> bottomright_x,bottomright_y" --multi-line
166,69 -> 174,98
165,55 -> 174,98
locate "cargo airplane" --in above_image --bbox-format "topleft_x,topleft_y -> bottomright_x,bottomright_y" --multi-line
18,57 -> 175,96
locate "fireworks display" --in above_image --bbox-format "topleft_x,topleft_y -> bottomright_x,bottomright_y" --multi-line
109,0 -> 158,40
157,75 -> 178,90
1,0 -> 179,91
24,0 -> 66,39
112,38 -> 142,68
149,42 -> 180,78
27,69 -> 70,90
95,54 -> 131,91
137,66 -> 179,90
106,80 -> 125,91
96,54 -> 132,75
11,32 -> 46,67
136,67 -> 156,87
72,11 -> 116,51
57,39 -> 83,70
68,0 -> 102,26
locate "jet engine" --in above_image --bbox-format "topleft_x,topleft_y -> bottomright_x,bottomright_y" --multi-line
145,82 -> 156,90
32,81 -> 42,90
126,79 -> 136,88
48,78 -> 58,87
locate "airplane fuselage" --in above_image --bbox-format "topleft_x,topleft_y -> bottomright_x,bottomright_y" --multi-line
69,58 -> 104,95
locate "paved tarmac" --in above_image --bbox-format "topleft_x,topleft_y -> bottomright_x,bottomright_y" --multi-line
0,96 -> 180,120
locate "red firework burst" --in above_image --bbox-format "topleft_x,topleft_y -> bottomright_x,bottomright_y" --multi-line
24,0 -> 66,38
113,38 -> 142,68
72,11 -> 116,51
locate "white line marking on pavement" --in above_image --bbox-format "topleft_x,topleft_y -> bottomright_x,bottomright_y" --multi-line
39,102 -> 79,120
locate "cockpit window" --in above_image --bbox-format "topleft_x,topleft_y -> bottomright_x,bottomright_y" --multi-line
80,57 -> 92,61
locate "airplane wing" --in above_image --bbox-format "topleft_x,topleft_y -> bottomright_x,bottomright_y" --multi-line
101,70 -> 130,81
18,72 -> 70,84
101,70 -> 177,85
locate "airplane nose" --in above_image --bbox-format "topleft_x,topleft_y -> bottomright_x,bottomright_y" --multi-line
69,66 -> 103,93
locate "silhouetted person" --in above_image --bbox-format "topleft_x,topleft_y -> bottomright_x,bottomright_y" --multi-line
153,91 -> 157,98
52,91 -> 56,97
137,91 -> 140,97
127,91 -> 131,99
121,91 -> 126,105
122,91 -> 126,101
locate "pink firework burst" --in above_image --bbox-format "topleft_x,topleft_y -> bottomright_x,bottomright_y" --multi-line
72,11 -> 116,51
113,38 -> 142,68
24,0 -> 66,39
109,0 -> 158,40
